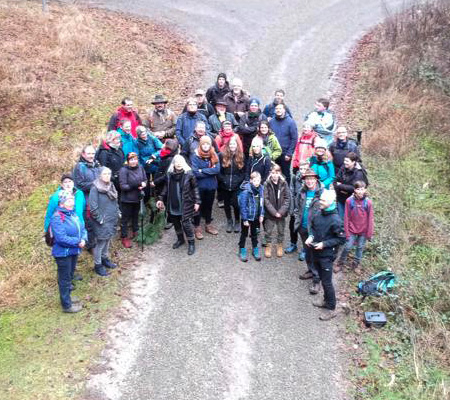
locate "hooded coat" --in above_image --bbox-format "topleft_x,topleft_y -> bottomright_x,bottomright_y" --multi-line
245,153 -> 271,183
269,115 -> 298,157
44,187 -> 85,232
73,157 -> 102,198
309,155 -> 335,189
237,111 -> 267,155
238,181 -> 265,221
175,111 -> 210,147
334,164 -> 366,203
206,76 -> 231,106
95,141 -> 125,184
119,164 -> 147,203
293,180 -> 324,232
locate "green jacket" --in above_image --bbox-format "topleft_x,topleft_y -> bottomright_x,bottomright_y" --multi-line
261,133 -> 282,161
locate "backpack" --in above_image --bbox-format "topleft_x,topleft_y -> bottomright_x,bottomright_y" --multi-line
357,271 -> 396,297
44,227 -> 54,247
349,195 -> 369,212
359,163 -> 370,186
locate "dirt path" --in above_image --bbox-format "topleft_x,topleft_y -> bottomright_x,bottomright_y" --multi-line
84,1 -> 406,399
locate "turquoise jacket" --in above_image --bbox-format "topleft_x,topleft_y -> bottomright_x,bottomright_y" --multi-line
118,128 -> 139,159
309,156 -> 335,189
44,187 -> 86,231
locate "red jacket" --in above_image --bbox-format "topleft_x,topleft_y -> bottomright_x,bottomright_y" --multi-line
292,131 -> 318,168
344,195 -> 374,239
108,107 -> 142,138
215,131 -> 243,153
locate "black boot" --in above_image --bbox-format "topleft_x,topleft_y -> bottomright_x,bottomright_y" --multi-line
226,219 -> 233,233
172,233 -> 185,249
187,240 -> 195,255
94,264 -> 110,277
102,258 -> 117,269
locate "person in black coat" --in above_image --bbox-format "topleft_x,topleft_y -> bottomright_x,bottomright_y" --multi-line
119,152 -> 147,248
245,137 -> 272,183
305,190 -> 345,321
157,155 -> 201,255
96,131 -> 125,193
206,72 -> 231,106
329,126 -> 360,171
218,138 -> 246,233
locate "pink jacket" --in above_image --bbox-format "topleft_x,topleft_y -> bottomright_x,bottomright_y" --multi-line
344,195 -> 374,239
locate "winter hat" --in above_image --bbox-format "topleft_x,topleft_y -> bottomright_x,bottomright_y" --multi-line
217,72 -> 227,81
60,173 -> 73,183
194,88 -> 205,96
301,168 -> 319,180
314,138 -> 328,150
215,99 -> 227,107
58,190 -> 74,205
249,97 -> 261,107
199,135 -> 212,147
164,138 -> 179,152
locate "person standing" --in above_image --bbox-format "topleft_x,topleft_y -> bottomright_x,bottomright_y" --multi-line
263,89 -> 293,120
50,190 -> 87,313
329,126 -> 360,172
147,94 -> 177,142
292,122 -> 318,174
223,78 -> 250,122
245,136 -> 272,183
206,72 -> 231,106
305,98 -> 336,147
108,98 -> 142,138
263,164 -> 290,258
256,120 -> 282,162
269,103 -> 298,184
117,119 -> 139,160
305,190 -> 345,321
215,120 -> 243,153
176,98 -> 210,147
208,100 -> 238,137
89,167 -> 120,276
95,131 -> 124,193
136,126 -> 163,178
309,138 -> 335,189
236,97 -> 267,157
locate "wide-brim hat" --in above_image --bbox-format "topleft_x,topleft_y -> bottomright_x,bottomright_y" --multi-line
151,94 -> 168,104
301,168 -> 319,180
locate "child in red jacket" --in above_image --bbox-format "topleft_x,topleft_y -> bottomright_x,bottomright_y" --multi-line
337,181 -> 374,273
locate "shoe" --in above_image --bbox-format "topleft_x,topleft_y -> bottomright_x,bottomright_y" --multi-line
234,220 -> 241,233
121,237 -> 132,248
319,309 -> 338,321
312,299 -> 328,308
187,240 -> 195,255
172,234 -> 185,249
164,222 -> 173,230
252,247 -> 261,261
226,219 -> 233,233
298,250 -> 306,261
71,295 -> 81,303
309,282 -> 320,295
73,273 -> 83,281
299,270 -> 313,280
333,260 -> 344,273
194,226 -> 203,240
218,200 -> 224,208
285,243 -> 298,254
102,258 -> 117,269
239,248 -> 248,262
276,244 -> 283,258
63,303 -> 83,313
264,245 -> 272,258
205,224 -> 218,235
94,264 -> 110,277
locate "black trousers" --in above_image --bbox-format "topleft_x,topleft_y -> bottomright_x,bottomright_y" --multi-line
194,189 -> 215,226
170,214 -> 194,241
239,220 -> 259,248
313,256 -> 336,310
299,227 -> 320,283
222,189 -> 240,221
121,202 -> 140,238
275,154 -> 291,184
289,215 -> 298,244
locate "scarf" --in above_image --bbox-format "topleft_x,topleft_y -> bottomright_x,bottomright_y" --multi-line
93,178 -> 118,200
197,146 -> 219,166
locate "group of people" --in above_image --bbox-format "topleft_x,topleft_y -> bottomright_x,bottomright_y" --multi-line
45,73 -> 374,321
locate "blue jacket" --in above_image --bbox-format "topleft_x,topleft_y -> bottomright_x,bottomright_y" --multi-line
309,156 -> 335,189
118,128 -> 139,159
191,154 -> 220,191
44,187 -> 85,231
137,135 -> 163,174
269,115 -> 298,157
176,112 -> 210,147
263,102 -> 293,119
238,181 -> 265,221
73,157 -> 102,198
50,207 -> 87,258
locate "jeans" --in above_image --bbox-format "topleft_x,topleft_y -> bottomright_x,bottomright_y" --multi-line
55,255 -> 78,310
222,189 -> 240,221
337,200 -> 345,220
314,256 -> 336,310
239,220 -> 259,248
275,154 -> 292,184
264,217 -> 286,244
170,214 -> 195,241
339,234 -> 367,263
93,239 -> 111,265
121,202 -> 140,238
299,227 -> 320,283
194,189 -> 216,226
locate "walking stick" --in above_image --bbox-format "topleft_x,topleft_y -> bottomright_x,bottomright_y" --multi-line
139,190 -> 145,251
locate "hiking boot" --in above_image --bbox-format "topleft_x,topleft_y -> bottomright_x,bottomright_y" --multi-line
226,219 -> 233,233
264,245 -> 272,258
71,295 -> 81,303
164,222 -> 173,230
309,281 -> 320,295
234,220 -> 241,233
312,299 -> 328,308
94,264 -> 110,277
252,247 -> 261,261
187,240 -> 195,255
218,200 -> 224,208
63,303 -> 83,313
194,226 -> 204,240
102,258 -> 117,269
172,234 -> 185,249
73,272 -> 83,281
276,244 -> 283,258
351,260 -> 362,274
121,237 -> 132,248
298,249 -> 306,261
333,260 -> 344,273
319,309 -> 338,321
299,270 -> 313,280
205,224 -> 218,235
239,248 -> 248,262
285,243 -> 298,254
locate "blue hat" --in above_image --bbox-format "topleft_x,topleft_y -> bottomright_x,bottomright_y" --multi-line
249,97 -> 261,106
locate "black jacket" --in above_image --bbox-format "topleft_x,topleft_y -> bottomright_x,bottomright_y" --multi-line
96,142 -> 124,182
334,165 -> 365,203
153,149 -> 177,189
329,139 -> 360,171
293,182 -> 323,232
218,153 -> 245,191
237,111 -> 267,155
309,208 -> 345,258
245,154 -> 271,183
159,171 -> 201,221
206,83 -> 231,106
119,165 -> 147,203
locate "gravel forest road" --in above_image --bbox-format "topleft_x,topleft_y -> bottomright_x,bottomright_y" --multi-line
85,1 -> 405,399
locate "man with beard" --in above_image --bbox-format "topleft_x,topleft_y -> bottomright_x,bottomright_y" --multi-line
147,94 -> 177,142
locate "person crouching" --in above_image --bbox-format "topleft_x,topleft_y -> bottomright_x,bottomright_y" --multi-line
263,164 -> 290,258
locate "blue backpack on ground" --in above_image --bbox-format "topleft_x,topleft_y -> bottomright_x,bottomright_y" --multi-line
357,271 -> 396,297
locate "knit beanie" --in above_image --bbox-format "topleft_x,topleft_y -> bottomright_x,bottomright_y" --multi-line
249,97 -> 261,107
217,72 -> 227,81
60,173 -> 73,183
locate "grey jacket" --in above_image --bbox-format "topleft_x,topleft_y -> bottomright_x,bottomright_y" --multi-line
88,186 -> 119,240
